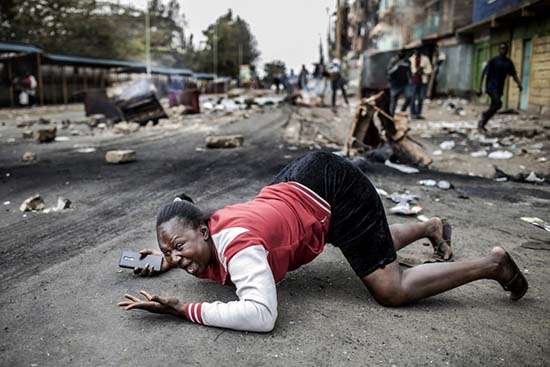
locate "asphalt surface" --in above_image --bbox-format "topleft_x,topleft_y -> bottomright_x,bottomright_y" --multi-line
1,105 -> 549,366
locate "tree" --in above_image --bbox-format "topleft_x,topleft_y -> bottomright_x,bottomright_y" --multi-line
263,60 -> 286,85
197,10 -> 260,78
0,0 -> 189,64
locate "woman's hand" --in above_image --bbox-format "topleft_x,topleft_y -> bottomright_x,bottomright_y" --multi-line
133,249 -> 172,277
118,290 -> 185,317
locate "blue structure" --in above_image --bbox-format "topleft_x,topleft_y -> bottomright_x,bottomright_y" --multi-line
472,0 -> 523,22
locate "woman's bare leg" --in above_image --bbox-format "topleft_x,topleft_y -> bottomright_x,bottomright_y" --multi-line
390,217 -> 443,251
361,246 -> 518,306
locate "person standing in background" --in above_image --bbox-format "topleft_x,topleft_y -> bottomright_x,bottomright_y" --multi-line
409,48 -> 432,119
330,58 -> 349,109
387,50 -> 411,116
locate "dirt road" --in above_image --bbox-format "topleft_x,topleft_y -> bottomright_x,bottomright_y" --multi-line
0,104 -> 549,366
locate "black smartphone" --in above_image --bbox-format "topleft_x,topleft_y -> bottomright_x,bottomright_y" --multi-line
119,250 -> 163,272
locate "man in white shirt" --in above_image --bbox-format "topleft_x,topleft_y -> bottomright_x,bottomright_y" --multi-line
409,48 -> 432,119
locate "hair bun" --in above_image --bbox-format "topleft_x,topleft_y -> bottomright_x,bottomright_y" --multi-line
174,193 -> 194,204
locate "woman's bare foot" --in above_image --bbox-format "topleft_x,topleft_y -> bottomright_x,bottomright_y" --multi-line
426,217 -> 453,261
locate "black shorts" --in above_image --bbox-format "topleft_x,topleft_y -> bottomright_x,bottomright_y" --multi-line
271,151 -> 396,278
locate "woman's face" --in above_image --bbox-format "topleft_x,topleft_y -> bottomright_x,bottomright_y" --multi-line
157,217 -> 212,275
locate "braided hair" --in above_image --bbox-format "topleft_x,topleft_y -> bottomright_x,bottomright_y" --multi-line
156,193 -> 210,229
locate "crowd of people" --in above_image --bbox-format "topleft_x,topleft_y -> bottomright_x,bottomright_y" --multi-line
386,47 -> 434,120
273,58 -> 349,110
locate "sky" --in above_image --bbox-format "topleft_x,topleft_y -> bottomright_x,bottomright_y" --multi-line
128,0 -> 336,75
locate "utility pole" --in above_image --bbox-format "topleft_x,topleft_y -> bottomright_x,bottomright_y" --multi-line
145,0 -> 151,78
213,26 -> 218,75
335,0 -> 341,60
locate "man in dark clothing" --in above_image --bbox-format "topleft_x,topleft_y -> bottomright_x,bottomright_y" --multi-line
387,50 -> 412,116
477,43 -> 522,132
330,59 -> 349,108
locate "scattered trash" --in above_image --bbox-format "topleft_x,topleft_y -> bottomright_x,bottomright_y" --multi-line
22,130 -> 33,139
35,127 -> 57,143
525,172 -> 545,183
20,194 -> 45,212
384,160 -> 419,174
432,150 -> 443,156
437,180 -> 452,190
76,147 -> 97,153
22,152 -> 37,162
7,138 -> 16,143
520,217 -> 550,232
388,192 -> 419,204
54,136 -> 70,142
538,157 -> 547,162
376,188 -> 388,197
105,150 -> 136,164
390,202 -> 423,216
205,135 -> 244,149
3,201 -> 10,205
488,150 -> 513,159
439,140 -> 455,150
418,179 -> 437,187
470,150 -> 488,158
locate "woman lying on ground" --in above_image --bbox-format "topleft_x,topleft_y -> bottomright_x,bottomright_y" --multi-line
118,152 -> 528,332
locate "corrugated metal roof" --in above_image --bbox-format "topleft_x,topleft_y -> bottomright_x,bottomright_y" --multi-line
193,72 -> 216,80
44,53 -> 143,68
0,42 -> 43,54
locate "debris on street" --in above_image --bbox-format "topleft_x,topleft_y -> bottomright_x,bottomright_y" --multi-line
35,127 -> 57,143
105,150 -> 136,164
22,152 -> 37,162
520,217 -> 550,233
385,160 -> 419,174
205,134 -> 244,149
20,194 -> 45,212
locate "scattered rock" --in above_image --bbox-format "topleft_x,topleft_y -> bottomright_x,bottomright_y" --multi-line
20,194 -> 45,212
113,121 -> 140,134
22,152 -> 37,162
22,130 -> 34,139
205,134 -> 244,149
35,127 -> 57,143
105,149 -> 136,164
55,197 -> 71,211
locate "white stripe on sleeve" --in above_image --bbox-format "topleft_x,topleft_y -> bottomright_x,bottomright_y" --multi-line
199,245 -> 278,332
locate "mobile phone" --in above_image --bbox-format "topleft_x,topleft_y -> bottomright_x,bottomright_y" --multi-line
119,250 -> 163,272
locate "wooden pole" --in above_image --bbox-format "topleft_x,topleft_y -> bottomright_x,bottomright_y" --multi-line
62,66 -> 68,106
335,0 -> 341,60
7,61 -> 14,107
36,53 -> 44,106
51,66 -> 57,104
83,67 -> 88,92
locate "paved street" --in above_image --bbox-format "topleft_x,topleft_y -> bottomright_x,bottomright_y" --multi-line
1,105 -> 549,366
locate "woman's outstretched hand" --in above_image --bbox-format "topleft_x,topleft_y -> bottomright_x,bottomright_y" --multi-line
118,290 -> 185,317
133,249 -> 172,277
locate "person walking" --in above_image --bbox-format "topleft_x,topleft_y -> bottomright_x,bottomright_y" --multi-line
298,64 -> 309,91
409,48 -> 432,119
330,59 -> 349,109
477,42 -> 522,132
387,50 -> 412,116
